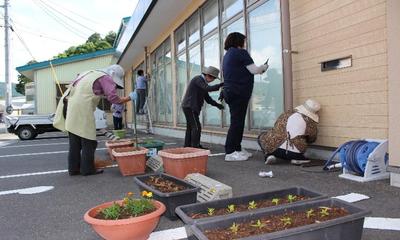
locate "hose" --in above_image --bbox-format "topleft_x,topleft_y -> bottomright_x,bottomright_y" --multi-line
323,140 -> 379,175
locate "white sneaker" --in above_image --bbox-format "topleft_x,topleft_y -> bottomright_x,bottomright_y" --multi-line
225,151 -> 249,161
239,148 -> 253,158
265,155 -> 277,165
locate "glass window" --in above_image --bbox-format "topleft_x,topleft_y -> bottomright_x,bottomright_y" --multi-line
221,0 -> 243,22
155,48 -> 166,122
249,0 -> 283,128
222,17 -> 244,127
203,33 -> 221,126
188,45 -> 201,80
188,12 -> 200,45
176,53 -> 187,124
202,0 -> 218,35
175,25 -> 186,53
164,40 -> 173,123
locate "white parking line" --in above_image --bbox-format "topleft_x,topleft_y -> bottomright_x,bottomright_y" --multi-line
0,148 -> 107,158
149,227 -> 186,240
0,186 -> 54,195
209,153 -> 225,157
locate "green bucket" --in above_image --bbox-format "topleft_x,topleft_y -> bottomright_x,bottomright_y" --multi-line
138,140 -> 165,157
112,129 -> 126,139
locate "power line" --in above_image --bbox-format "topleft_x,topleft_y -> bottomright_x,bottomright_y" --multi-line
43,0 -> 105,27
31,0 -> 88,39
9,18 -> 75,44
38,0 -> 97,33
10,25 -> 37,61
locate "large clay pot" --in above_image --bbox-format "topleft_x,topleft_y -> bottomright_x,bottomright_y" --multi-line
84,200 -> 166,240
112,147 -> 148,176
105,139 -> 134,161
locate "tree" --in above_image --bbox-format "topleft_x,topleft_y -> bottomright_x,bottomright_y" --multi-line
54,31 -> 116,59
16,60 -> 37,95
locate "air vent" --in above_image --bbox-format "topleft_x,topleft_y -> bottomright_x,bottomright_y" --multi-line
321,56 -> 352,72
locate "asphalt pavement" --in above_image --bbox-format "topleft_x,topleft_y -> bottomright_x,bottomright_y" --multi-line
0,131 -> 399,239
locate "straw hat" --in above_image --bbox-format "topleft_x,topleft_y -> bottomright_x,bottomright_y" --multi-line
101,64 -> 125,89
202,66 -> 220,79
295,99 -> 321,123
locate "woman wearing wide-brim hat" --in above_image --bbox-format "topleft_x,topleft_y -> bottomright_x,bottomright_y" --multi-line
258,99 -> 321,165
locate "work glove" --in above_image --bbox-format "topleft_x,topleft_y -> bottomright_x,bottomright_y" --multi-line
216,103 -> 224,110
218,90 -> 224,102
129,91 -> 137,102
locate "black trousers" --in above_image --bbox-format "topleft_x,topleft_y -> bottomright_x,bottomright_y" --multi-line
68,132 -> 98,175
224,89 -> 250,154
113,116 -> 123,130
270,148 -> 306,160
183,107 -> 201,148
136,89 -> 146,113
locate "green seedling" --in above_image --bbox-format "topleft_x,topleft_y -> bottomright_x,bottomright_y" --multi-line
227,204 -> 236,213
101,202 -> 121,220
271,198 -> 280,206
250,219 -> 265,229
229,222 -> 239,234
287,194 -> 297,203
248,200 -> 257,210
280,217 -> 292,227
207,208 -> 215,216
319,207 -> 331,217
306,209 -> 315,218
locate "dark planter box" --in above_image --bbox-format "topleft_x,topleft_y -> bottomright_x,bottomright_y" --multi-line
188,198 -> 370,240
176,187 -> 326,224
134,173 -> 200,220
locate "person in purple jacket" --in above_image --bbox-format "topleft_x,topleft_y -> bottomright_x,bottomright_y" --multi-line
54,64 -> 135,176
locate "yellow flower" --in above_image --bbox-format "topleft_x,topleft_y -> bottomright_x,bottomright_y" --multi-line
141,190 -> 153,198
123,197 -> 129,204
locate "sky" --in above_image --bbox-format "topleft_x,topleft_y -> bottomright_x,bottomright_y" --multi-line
0,0 -> 138,83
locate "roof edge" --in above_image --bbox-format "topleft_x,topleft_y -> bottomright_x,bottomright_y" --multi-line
16,48 -> 116,72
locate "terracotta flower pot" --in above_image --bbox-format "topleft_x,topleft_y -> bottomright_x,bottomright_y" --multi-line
84,200 -> 166,240
158,147 -> 210,179
105,139 -> 134,161
112,147 -> 148,176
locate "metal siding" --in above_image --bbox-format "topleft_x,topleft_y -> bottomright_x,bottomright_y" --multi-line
35,55 -> 113,114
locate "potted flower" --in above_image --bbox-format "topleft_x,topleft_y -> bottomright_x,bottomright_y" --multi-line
112,147 -> 148,176
187,198 -> 370,240
84,191 -> 166,240
105,139 -> 134,161
134,173 -> 200,220
158,147 -> 210,179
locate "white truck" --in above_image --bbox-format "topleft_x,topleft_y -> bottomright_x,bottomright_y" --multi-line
5,108 -> 108,140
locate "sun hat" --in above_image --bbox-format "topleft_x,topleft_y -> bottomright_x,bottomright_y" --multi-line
202,66 -> 220,79
101,64 -> 125,89
295,99 -> 321,123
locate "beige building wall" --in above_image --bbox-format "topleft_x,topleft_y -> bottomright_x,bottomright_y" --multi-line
35,55 -> 114,114
289,0 -> 388,147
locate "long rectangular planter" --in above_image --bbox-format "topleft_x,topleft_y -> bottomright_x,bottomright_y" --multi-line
176,187 -> 326,224
188,198 -> 370,240
134,173 -> 200,220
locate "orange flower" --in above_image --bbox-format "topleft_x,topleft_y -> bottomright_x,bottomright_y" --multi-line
127,192 -> 134,197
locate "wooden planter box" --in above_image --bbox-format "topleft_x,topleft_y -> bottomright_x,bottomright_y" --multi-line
188,198 -> 370,240
176,187 -> 326,225
134,173 -> 200,220
112,147 -> 148,176
105,139 -> 134,161
158,147 -> 210,179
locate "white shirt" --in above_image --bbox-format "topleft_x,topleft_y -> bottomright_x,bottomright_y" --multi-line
279,112 -> 306,153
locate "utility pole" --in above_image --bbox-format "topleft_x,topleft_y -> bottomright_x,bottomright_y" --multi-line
2,0 -> 12,114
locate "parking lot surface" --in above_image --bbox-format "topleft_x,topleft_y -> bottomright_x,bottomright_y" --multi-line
0,131 -> 399,239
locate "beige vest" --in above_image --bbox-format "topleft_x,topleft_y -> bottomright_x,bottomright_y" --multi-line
53,71 -> 106,140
